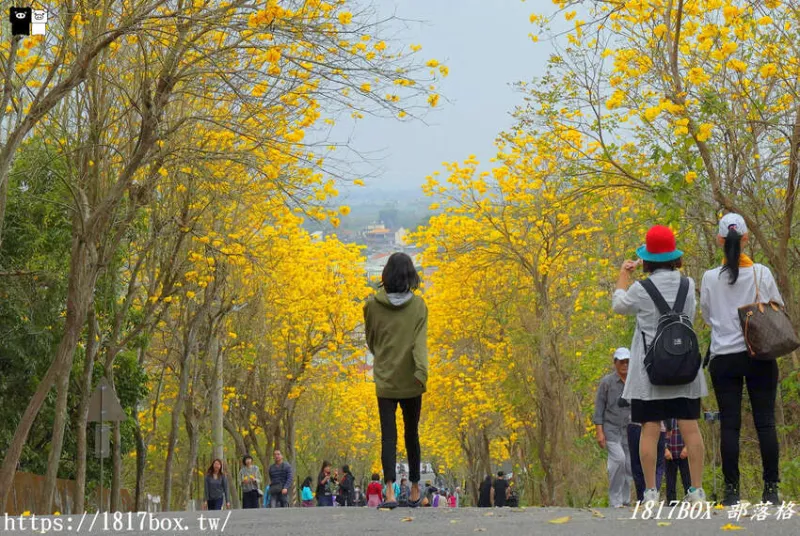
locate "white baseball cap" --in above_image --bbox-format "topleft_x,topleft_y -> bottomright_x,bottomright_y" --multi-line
718,213 -> 747,238
613,347 -> 630,361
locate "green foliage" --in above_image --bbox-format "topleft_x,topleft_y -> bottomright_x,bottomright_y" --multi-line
0,139 -> 71,473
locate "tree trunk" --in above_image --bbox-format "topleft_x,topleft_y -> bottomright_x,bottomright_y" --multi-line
0,232 -> 98,508
182,405 -> 200,510
75,308 -> 99,514
210,333 -> 224,461
284,404 -> 296,506
163,333 -> 195,511
133,344 -> 150,512
111,422 -> 122,511
133,419 -> 147,512
41,369 -> 71,514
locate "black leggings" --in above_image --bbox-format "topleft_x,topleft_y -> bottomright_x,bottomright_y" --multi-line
709,351 -> 779,485
378,396 -> 422,484
242,489 -> 260,509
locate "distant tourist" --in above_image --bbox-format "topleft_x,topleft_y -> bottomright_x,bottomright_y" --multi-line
353,486 -> 366,507
203,459 -> 230,511
316,461 -> 335,507
267,449 -> 293,508
507,485 -> 519,508
432,488 -> 446,507
363,252 -> 428,509
593,347 -> 633,507
398,477 -> 411,506
664,418 -> 691,503
239,455 -> 262,509
423,480 -> 436,507
492,472 -> 509,507
477,475 -> 492,508
338,465 -> 356,506
301,476 -> 315,507
367,473 -> 384,508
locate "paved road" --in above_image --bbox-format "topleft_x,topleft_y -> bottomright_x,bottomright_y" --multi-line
5,505 -> 800,535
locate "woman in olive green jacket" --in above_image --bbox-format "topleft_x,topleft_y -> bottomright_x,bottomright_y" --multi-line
363,252 -> 428,509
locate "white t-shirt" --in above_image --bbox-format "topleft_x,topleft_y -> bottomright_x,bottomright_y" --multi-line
700,263 -> 783,356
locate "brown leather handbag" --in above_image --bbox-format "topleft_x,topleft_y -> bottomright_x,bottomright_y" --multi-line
738,266 -> 800,360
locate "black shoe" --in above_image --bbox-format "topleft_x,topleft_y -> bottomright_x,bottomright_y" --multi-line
763,482 -> 780,505
721,483 -> 740,506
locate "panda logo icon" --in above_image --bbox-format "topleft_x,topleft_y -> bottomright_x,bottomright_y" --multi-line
9,7 -> 32,36
32,9 -> 47,35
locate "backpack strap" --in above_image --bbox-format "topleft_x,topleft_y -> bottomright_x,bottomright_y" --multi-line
673,276 -> 690,313
639,278 -> 672,315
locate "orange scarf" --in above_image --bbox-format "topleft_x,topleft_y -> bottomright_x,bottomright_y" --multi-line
723,254 -> 753,268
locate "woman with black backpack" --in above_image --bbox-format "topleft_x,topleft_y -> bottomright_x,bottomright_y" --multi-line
700,214 -> 785,506
612,225 -> 708,505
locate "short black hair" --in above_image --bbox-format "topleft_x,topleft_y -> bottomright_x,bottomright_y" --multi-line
381,252 -> 420,293
242,455 -> 253,464
497,471 -> 504,477
642,257 -> 682,273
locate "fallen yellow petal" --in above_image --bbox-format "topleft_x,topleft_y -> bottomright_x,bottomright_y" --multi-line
400,517 -> 414,522
658,521 -> 671,526
549,516 -> 571,524
721,524 -> 745,531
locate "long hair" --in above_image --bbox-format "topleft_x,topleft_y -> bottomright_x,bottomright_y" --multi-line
720,228 -> 742,284
380,252 -> 420,293
207,458 -> 225,477
319,460 -> 331,479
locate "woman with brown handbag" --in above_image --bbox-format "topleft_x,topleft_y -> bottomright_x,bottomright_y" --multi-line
700,213 -> 785,506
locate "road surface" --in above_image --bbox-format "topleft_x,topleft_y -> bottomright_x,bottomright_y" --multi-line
4,504 -> 799,535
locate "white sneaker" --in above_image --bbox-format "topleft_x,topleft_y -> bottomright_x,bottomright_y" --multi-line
684,487 -> 707,503
643,488 -> 660,504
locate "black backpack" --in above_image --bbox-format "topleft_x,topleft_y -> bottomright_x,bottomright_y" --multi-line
640,277 -> 701,386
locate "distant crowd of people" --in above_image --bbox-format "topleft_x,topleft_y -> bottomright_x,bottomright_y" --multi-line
202,452 -> 466,509
596,215 -> 789,507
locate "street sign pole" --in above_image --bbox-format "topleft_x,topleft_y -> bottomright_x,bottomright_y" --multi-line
87,377 -> 125,513
100,383 -> 104,513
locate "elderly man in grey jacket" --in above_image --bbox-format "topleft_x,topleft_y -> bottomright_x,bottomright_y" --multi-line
594,347 -> 633,508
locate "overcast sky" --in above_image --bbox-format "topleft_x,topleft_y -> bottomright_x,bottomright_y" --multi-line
334,0 -> 553,197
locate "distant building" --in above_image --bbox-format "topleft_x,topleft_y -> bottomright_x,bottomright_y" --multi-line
364,224 -> 394,248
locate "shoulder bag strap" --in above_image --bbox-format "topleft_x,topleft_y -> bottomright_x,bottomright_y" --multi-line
754,264 -> 761,303
673,276 -> 690,313
639,278 -> 672,315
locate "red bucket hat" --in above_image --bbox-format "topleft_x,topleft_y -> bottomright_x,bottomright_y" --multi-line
636,225 -> 683,262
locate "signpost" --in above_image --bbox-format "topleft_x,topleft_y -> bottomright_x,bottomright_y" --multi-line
87,377 -> 126,512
